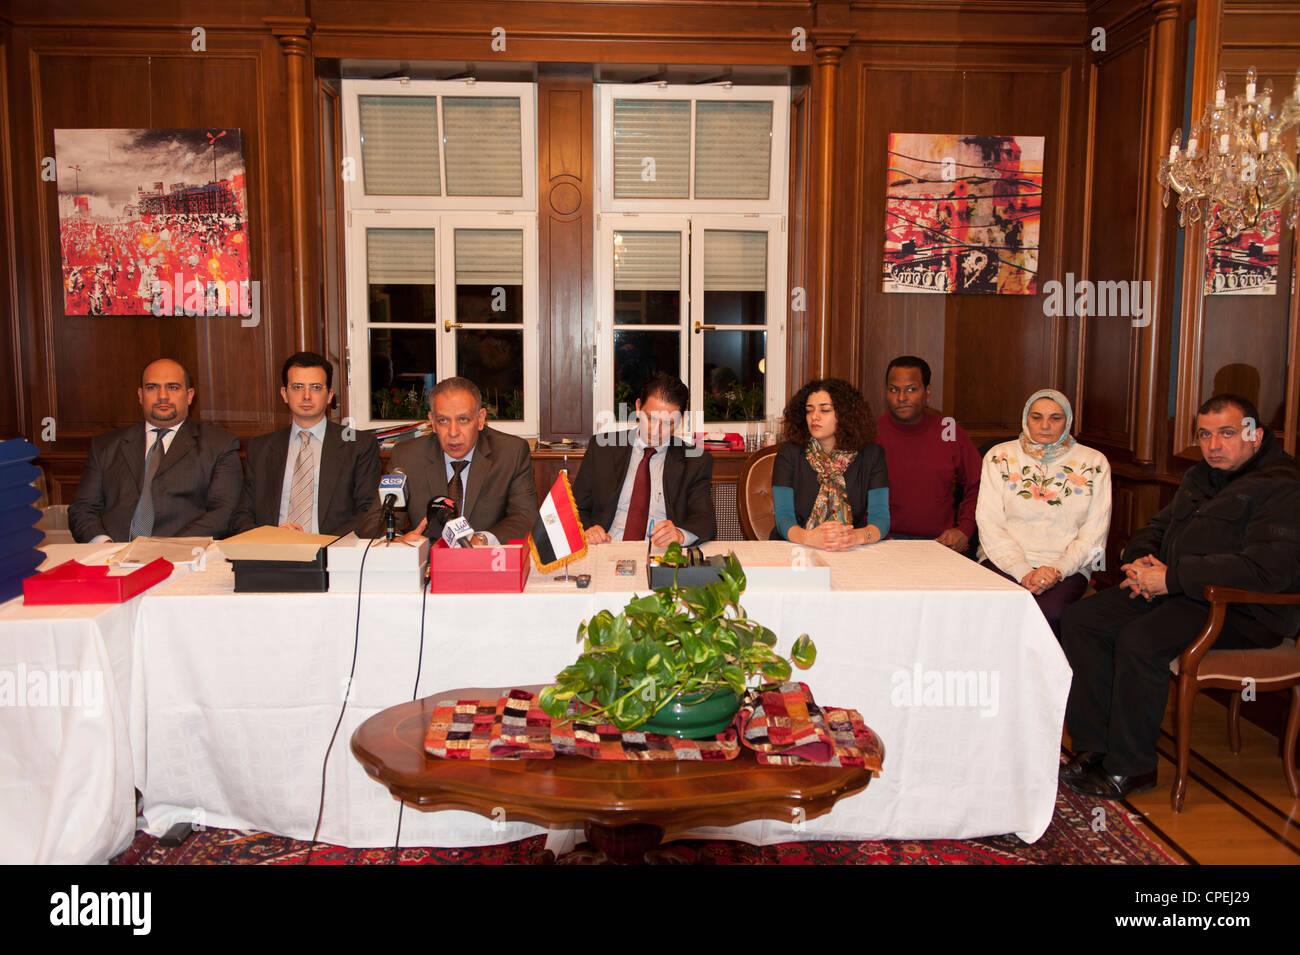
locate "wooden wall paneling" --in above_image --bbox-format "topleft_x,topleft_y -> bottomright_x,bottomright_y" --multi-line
317,76 -> 348,421
1215,6 -> 1300,456
1131,0 -> 1182,465
809,33 -> 853,381
308,1 -> 814,64
266,17 -> 319,356
0,24 -> 22,439
853,64 -> 959,414
1079,35 -> 1151,451
29,35 -> 289,439
949,65 -> 1075,434
537,72 -> 594,441
852,52 -> 1080,437
1171,0 -> 1223,459
145,51 -> 281,431
786,84 -> 810,398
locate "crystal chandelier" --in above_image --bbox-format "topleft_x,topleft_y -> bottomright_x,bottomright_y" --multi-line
1158,68 -> 1300,236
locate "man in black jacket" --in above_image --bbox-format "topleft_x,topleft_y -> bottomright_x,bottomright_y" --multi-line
573,373 -> 715,547
1059,394 -> 1300,799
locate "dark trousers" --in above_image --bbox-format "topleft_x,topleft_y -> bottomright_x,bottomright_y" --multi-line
980,560 -> 1089,637
1061,586 -> 1282,776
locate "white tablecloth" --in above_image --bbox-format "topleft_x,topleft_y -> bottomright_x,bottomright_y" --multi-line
0,544 -> 192,864
134,541 -> 1071,848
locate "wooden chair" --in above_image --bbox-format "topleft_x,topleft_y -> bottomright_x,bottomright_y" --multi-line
1168,585 -> 1300,811
736,444 -> 780,541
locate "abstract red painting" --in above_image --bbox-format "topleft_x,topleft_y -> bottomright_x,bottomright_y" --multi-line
884,133 -> 1043,295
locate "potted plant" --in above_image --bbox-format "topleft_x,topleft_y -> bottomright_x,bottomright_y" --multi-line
538,547 -> 816,738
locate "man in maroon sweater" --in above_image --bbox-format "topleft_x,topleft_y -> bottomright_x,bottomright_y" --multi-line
875,356 -> 982,552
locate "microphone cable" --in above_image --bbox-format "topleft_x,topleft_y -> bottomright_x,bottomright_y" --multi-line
391,547 -> 432,864
305,535 -> 375,864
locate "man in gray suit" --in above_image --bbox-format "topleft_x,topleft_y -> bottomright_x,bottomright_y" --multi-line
390,376 -> 537,545
230,351 -> 381,538
69,358 -> 242,542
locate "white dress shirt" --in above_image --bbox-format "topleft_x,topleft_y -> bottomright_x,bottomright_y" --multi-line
608,433 -> 698,545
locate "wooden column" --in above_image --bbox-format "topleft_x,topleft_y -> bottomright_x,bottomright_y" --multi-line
266,17 -> 316,353
1133,0 -> 1187,464
537,71 -> 594,441
1171,0 -> 1224,459
809,33 -> 852,381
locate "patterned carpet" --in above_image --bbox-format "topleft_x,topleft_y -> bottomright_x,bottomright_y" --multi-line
111,778 -> 1179,865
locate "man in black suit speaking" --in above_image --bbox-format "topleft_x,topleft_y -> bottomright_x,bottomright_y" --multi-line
573,373 -> 715,547
391,376 -> 538,545
70,358 -> 242,542
230,352 -> 381,538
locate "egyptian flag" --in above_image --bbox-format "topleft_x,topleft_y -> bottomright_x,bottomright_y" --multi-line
528,472 -> 588,573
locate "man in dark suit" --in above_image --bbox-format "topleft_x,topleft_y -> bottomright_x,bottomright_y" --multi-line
230,352 -> 381,538
1059,394 -> 1300,799
390,376 -> 538,544
573,373 -> 715,546
69,358 -> 242,542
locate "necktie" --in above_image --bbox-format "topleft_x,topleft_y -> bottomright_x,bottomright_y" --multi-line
287,431 -> 314,530
623,447 -> 656,541
448,460 -> 469,516
129,428 -> 167,539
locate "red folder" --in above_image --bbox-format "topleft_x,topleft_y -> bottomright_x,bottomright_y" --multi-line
428,540 -> 530,594
23,557 -> 173,605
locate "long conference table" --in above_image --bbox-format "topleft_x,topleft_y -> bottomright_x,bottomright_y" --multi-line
2,539 -> 1072,863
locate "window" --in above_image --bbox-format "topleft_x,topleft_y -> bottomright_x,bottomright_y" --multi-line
596,84 -> 789,430
342,80 -> 538,431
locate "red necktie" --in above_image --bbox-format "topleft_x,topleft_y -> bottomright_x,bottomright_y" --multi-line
623,447 -> 656,541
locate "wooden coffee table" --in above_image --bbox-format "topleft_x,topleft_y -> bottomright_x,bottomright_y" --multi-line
351,687 -> 875,864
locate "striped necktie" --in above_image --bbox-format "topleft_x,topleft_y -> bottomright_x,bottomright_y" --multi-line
287,431 -> 314,530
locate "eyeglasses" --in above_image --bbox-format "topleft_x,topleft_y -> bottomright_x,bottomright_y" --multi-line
287,383 -> 328,394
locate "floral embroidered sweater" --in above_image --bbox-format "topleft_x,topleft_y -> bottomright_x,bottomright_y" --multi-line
974,440 -> 1112,582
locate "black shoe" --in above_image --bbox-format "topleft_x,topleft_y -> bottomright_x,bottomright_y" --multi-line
1063,766 -> 1158,799
1059,751 -> 1105,781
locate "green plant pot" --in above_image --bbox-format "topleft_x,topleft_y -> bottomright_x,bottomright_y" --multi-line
642,689 -> 742,739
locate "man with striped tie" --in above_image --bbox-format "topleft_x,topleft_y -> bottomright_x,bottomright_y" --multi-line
230,352 -> 381,537
69,358 -> 243,542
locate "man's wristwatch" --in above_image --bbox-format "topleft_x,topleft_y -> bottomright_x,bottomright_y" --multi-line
470,533 -> 489,547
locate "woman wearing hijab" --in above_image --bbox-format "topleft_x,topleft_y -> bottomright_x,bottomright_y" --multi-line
976,388 -> 1112,636
770,378 -> 889,550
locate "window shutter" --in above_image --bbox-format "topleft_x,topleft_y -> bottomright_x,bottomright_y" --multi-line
612,99 -> 690,199
442,97 -> 524,197
703,230 -> 767,291
614,231 -> 681,291
694,101 -> 773,200
358,96 -> 441,196
367,229 -> 437,286
455,229 -> 524,286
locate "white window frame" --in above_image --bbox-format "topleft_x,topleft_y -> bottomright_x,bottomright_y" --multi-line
343,79 -> 537,212
341,80 -> 539,434
597,83 -> 789,216
595,214 -> 786,433
594,83 -> 790,433
345,211 -> 538,435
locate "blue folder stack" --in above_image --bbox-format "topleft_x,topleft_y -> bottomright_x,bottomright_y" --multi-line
0,439 -> 45,603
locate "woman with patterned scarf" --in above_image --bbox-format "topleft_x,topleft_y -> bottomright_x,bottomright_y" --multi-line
770,378 -> 889,550
976,388 -> 1112,636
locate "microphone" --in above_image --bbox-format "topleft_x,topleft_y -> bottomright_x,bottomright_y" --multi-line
441,516 -> 476,549
425,494 -> 457,540
379,470 -> 408,542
